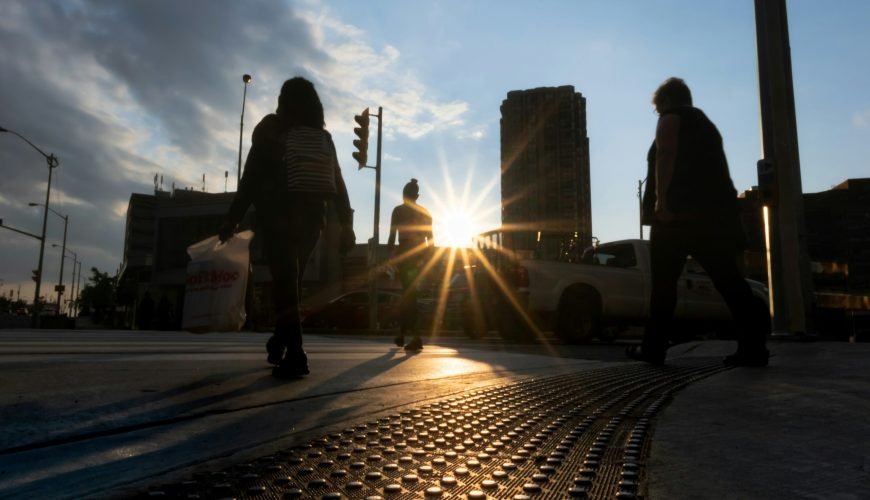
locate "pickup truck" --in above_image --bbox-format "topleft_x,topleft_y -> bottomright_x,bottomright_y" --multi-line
455,239 -> 769,343
515,239 -> 770,343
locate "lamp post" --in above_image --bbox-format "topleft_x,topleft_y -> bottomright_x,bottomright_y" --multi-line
33,203 -> 68,315
0,126 -> 59,327
238,74 -> 252,188
52,244 -> 78,316
637,178 -> 647,240
74,259 -> 82,318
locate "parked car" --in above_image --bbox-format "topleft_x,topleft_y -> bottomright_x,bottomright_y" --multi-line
516,239 -> 770,343
443,263 -> 534,341
301,290 -> 404,330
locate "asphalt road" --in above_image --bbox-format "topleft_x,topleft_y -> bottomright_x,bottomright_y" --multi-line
0,329 -> 635,499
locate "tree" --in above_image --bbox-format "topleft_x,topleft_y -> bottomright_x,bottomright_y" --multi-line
0,295 -> 27,314
78,267 -> 117,324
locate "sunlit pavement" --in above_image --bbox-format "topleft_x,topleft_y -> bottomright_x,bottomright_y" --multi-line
0,330 -> 867,499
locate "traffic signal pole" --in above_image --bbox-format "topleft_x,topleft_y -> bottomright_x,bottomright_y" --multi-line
370,106 -> 383,331
353,107 -> 384,330
754,0 -> 814,335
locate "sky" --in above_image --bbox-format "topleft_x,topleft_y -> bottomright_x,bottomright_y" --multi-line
1,0 -> 868,303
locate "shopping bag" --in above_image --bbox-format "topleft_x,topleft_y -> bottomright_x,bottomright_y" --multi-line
182,230 -> 253,333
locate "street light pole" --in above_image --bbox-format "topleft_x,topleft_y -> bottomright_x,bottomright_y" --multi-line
1,126 -> 59,328
33,204 -> 68,315
637,178 -> 647,240
238,74 -> 252,188
75,259 -> 82,318
53,244 -> 77,316
55,214 -> 68,314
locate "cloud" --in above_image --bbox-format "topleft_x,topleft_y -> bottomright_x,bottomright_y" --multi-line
0,0 -> 475,298
853,109 -> 870,128
459,128 -> 487,141
295,3 -> 470,140
383,153 -> 403,162
0,0 -> 324,295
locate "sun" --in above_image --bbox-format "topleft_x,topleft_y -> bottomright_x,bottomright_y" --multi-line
435,208 -> 478,248
409,159 -> 500,249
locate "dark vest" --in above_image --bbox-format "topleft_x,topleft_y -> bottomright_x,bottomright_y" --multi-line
644,106 -> 738,217
667,106 -> 738,214
643,106 -> 746,247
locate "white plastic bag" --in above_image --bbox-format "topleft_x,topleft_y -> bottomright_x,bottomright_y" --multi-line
182,230 -> 254,333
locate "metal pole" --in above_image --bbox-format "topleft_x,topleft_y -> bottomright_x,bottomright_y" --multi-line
754,0 -> 814,335
0,128 -> 58,327
57,248 -> 77,315
369,107 -> 383,330
74,260 -> 82,319
238,74 -> 251,188
55,216 -> 68,315
637,179 -> 644,240
33,157 -> 56,327
68,255 -> 77,316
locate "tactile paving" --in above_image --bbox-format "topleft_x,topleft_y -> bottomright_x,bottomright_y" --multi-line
135,360 -> 727,499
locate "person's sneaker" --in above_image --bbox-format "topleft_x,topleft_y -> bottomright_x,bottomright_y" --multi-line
404,337 -> 423,351
272,350 -> 310,379
723,349 -> 769,367
393,335 -> 405,347
266,335 -> 285,366
625,345 -> 665,366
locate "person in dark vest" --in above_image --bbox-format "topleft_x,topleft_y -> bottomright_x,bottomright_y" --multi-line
630,77 -> 770,367
387,178 -> 433,351
220,76 -> 355,378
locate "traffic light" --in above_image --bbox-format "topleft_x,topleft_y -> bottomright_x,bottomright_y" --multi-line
31,269 -> 40,282
353,108 -> 370,169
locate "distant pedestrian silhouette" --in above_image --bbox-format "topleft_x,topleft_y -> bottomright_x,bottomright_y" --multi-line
387,178 -> 433,351
220,76 -> 355,378
631,77 -> 770,367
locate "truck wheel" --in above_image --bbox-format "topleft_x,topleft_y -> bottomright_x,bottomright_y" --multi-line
556,289 -> 601,344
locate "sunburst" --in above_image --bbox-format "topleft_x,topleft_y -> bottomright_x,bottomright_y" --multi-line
380,162 -> 554,354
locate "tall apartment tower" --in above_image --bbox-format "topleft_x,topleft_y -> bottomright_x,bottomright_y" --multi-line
500,86 -> 592,259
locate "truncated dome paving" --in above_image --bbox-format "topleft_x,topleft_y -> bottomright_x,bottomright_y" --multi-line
136,360 -> 729,499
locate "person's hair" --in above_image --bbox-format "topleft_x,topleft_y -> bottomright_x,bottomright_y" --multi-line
652,77 -> 693,108
276,77 -> 325,128
402,178 -> 419,200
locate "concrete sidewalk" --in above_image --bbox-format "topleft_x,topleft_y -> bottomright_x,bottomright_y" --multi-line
652,340 -> 870,499
0,331 -> 867,499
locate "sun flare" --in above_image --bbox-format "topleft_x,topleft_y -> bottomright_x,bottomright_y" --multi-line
423,163 -> 500,249
434,208 -> 478,248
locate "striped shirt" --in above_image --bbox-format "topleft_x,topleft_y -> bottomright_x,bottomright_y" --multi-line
283,127 -> 337,194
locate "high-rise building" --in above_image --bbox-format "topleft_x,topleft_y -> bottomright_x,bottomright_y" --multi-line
500,85 -> 592,260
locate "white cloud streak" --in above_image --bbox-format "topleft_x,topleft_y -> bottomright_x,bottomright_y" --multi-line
0,0 -> 478,295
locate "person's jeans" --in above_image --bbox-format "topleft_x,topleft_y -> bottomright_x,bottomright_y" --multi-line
398,260 -> 420,335
262,202 -> 324,352
643,221 -> 769,355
